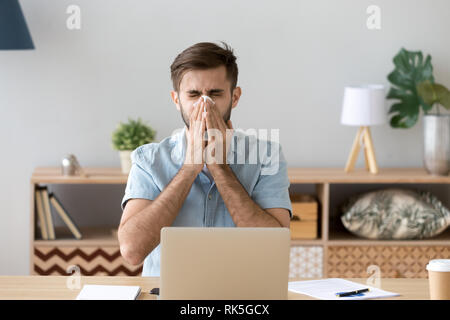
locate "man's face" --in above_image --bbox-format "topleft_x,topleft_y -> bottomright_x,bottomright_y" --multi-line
172,65 -> 240,129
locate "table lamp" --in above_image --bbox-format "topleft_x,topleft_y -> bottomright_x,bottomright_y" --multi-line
341,85 -> 387,174
0,0 -> 34,50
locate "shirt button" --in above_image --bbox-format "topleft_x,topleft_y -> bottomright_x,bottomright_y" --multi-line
208,194 -> 212,200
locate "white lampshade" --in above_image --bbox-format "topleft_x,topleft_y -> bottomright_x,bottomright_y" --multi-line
341,84 -> 387,126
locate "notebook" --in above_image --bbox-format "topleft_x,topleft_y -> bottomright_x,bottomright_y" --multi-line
76,285 -> 141,300
288,278 -> 400,300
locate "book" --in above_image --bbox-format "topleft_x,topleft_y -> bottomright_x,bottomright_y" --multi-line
41,186 -> 55,240
49,192 -> 82,240
76,285 -> 141,300
35,188 -> 48,240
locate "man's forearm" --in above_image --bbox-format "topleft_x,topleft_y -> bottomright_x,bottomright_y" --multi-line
118,165 -> 198,264
209,165 -> 282,227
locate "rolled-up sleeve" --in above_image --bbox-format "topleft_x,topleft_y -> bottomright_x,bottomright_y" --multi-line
121,148 -> 161,211
251,142 -> 292,218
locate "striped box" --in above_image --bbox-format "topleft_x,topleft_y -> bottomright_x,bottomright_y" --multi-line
33,246 -> 142,276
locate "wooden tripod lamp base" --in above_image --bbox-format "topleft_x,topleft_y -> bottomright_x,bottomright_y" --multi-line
344,126 -> 379,174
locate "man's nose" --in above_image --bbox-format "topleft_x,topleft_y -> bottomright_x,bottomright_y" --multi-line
203,95 -> 215,105
194,95 -> 215,108
201,95 -> 215,103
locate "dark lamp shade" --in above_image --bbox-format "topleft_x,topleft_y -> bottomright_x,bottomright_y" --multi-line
0,0 -> 34,50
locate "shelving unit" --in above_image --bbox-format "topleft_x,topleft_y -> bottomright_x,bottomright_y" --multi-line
287,167 -> 450,279
30,167 -> 450,278
30,168 -> 140,276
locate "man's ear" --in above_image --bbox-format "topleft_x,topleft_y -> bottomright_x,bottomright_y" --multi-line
171,90 -> 181,111
231,86 -> 242,109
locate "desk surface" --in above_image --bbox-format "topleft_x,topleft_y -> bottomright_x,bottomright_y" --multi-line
0,276 -> 430,300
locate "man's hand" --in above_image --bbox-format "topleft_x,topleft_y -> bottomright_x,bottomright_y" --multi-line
204,101 -> 234,171
184,101 -> 206,175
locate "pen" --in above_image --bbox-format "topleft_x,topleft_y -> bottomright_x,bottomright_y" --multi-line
150,287 -> 159,295
335,288 -> 369,297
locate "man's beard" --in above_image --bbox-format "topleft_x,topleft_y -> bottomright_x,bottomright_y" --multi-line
180,99 -> 232,130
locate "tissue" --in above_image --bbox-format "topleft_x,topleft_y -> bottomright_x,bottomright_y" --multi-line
193,95 -> 215,112
193,95 -> 215,140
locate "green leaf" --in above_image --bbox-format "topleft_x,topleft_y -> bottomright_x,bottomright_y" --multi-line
417,81 -> 450,110
386,48 -> 434,128
111,117 -> 156,150
390,113 -> 418,129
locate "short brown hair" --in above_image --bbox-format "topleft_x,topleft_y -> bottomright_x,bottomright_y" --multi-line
170,41 -> 238,93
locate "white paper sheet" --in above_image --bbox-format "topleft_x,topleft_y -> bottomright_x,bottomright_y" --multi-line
76,284 -> 141,300
288,278 -> 400,300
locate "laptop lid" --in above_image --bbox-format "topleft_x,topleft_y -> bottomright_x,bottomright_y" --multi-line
159,227 -> 290,300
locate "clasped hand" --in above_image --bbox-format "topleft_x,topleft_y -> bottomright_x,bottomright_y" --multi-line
184,98 -> 233,174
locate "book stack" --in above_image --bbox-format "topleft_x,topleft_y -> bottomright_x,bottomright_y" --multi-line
35,186 -> 82,240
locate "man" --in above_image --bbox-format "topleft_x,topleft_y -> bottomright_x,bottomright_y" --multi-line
118,41 -> 292,276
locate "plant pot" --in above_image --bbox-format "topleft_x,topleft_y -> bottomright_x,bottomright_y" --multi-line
424,114 -> 450,176
119,150 -> 133,174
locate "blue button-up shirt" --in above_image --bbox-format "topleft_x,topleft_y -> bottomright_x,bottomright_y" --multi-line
121,126 -> 292,276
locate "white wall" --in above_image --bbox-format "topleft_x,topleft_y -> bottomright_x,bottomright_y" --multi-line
1,0 -> 449,274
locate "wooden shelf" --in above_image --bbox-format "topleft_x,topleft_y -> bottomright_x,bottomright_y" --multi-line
32,167 -> 128,184
327,228 -> 450,246
34,225 -> 322,247
33,166 -> 450,184
288,167 -> 450,184
34,227 -> 118,247
290,239 -> 324,246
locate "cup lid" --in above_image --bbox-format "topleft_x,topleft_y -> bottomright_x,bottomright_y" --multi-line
426,259 -> 450,272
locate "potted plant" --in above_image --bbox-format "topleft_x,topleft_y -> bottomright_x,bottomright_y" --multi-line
417,81 -> 450,175
111,117 -> 156,174
387,48 -> 450,175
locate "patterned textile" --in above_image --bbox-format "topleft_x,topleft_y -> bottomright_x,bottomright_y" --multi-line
341,188 -> 450,239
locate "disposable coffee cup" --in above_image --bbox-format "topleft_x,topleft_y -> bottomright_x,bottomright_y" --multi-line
426,259 -> 450,300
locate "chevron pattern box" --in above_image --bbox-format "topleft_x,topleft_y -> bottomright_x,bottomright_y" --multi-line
33,246 -> 142,276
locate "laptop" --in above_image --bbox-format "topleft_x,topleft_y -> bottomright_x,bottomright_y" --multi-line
159,227 -> 291,300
